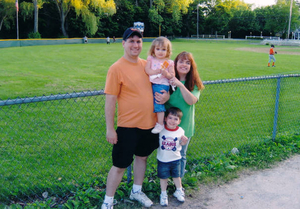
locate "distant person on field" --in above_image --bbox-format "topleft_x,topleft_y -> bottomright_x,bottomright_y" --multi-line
83,36 -> 88,43
268,44 -> 277,67
106,36 -> 110,44
157,107 -> 188,206
113,36 -> 116,43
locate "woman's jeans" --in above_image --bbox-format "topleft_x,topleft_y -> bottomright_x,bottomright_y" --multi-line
180,137 -> 191,178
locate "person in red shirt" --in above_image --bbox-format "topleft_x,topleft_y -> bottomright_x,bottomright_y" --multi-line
268,44 -> 277,67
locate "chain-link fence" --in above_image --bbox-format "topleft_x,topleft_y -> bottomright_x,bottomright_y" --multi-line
0,74 -> 299,204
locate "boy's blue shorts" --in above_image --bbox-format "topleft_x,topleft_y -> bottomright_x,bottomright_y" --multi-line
157,159 -> 181,179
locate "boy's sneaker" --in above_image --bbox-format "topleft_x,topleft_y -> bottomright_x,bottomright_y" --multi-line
151,123 -> 164,134
101,202 -> 113,209
173,189 -> 185,202
160,193 -> 168,206
130,190 -> 153,208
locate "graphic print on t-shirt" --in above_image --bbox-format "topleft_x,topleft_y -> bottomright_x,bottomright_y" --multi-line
161,135 -> 178,151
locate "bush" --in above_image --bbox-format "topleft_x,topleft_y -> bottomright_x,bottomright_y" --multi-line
28,32 -> 42,39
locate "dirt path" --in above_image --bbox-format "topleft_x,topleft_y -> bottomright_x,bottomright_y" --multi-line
151,154 -> 300,209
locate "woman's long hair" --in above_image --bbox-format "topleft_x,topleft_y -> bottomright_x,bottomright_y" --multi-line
174,51 -> 205,91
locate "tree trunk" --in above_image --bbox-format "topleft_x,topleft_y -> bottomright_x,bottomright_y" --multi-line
61,15 -> 67,37
60,5 -> 68,37
55,0 -> 68,37
0,15 -> 6,32
33,0 -> 38,33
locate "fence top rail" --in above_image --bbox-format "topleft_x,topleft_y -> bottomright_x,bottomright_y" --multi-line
0,90 -> 104,106
1,74 -> 299,106
203,74 -> 300,85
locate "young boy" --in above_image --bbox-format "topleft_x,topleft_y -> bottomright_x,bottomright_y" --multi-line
157,107 -> 188,206
268,44 -> 277,67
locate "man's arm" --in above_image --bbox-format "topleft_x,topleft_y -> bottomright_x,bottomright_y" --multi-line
105,94 -> 118,144
154,89 -> 170,104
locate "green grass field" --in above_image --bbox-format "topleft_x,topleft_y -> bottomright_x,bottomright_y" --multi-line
0,39 -> 299,203
1,39 -> 299,100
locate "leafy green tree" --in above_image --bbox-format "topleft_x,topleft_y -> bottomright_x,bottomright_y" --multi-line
18,0 -> 43,37
0,0 -> 16,33
263,0 -> 300,38
180,2 -> 206,37
148,0 -> 193,36
53,0 -> 116,37
205,0 -> 251,35
205,4 -> 231,35
228,7 -> 259,38
254,7 -> 268,36
32,0 -> 44,33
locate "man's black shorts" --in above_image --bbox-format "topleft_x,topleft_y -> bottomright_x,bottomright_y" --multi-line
112,127 -> 159,168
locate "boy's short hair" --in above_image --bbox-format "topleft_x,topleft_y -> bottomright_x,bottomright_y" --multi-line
165,107 -> 183,120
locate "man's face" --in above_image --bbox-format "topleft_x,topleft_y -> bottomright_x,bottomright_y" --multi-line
123,35 -> 142,58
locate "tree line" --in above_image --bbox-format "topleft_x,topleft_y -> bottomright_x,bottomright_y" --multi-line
0,0 -> 299,39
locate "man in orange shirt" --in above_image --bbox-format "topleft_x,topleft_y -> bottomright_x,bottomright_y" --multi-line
102,28 -> 168,209
268,44 -> 277,67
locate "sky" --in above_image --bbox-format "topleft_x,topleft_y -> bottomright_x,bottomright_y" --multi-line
243,0 -> 276,7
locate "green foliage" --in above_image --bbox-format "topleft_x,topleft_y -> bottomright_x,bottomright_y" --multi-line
53,0 -> 116,37
3,133 -> 299,208
0,0 -> 16,31
28,31 -> 41,38
228,8 -> 259,38
63,187 -> 103,209
188,133 -> 300,184
2,0 -> 300,39
148,7 -> 163,25
20,1 -> 34,21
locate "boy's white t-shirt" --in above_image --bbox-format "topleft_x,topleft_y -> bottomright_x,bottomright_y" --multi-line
157,126 -> 185,163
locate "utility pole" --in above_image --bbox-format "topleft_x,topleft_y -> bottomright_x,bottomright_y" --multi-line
197,4 -> 201,39
16,0 -> 19,39
287,0 -> 293,39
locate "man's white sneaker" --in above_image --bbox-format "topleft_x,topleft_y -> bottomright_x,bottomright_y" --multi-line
130,190 -> 153,207
173,189 -> 185,202
151,123 -> 164,134
160,193 -> 168,206
101,202 -> 113,209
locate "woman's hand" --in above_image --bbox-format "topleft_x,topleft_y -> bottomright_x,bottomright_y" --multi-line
169,77 -> 183,87
180,135 -> 189,145
155,90 -> 170,104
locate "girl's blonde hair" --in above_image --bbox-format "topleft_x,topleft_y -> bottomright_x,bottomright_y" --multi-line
174,51 -> 205,91
148,37 -> 172,59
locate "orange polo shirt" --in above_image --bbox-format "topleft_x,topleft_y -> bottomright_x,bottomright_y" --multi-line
105,57 -> 156,129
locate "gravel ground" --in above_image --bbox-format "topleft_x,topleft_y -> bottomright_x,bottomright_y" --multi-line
151,154 -> 300,209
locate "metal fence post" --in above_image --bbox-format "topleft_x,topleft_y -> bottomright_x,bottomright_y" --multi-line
127,165 -> 132,183
272,76 -> 282,141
